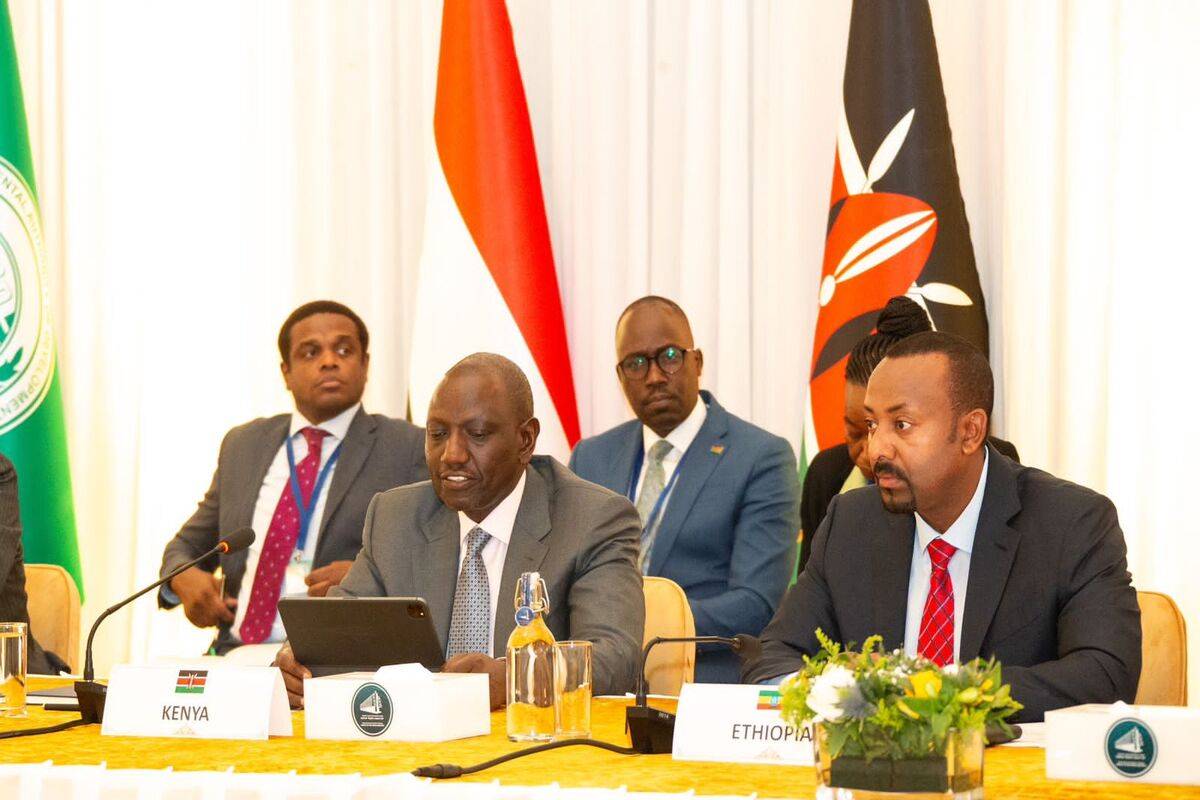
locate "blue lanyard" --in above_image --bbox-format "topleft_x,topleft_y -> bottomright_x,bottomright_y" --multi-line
626,445 -> 682,534
285,435 -> 342,552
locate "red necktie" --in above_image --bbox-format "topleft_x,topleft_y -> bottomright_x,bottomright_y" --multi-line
917,538 -> 957,666
239,427 -> 329,644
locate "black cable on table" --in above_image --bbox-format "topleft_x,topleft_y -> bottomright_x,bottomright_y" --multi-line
0,718 -> 92,739
413,738 -> 640,779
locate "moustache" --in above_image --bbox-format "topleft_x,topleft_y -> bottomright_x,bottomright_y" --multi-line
873,459 -> 910,483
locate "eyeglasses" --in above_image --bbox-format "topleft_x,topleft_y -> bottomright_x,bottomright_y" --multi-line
616,346 -> 691,380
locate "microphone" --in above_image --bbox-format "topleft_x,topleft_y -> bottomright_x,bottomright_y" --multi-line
625,633 -> 760,754
75,527 -> 256,723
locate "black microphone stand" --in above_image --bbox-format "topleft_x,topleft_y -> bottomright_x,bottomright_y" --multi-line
76,531 -> 254,723
625,634 -> 754,754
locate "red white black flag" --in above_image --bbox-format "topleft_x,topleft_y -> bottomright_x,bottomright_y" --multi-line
804,0 -> 989,460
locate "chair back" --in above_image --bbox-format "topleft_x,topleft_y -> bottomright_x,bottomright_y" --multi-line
642,576 -> 695,695
1134,590 -> 1187,705
23,563 -> 81,672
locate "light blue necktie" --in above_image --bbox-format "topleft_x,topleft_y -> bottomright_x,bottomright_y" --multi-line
636,439 -> 674,573
446,527 -> 492,657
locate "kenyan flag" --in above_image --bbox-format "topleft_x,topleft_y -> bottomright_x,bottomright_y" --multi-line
802,0 -> 989,465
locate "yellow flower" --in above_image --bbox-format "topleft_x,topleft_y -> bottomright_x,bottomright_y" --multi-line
981,678 -> 994,692
908,670 -> 942,699
956,687 -> 980,704
896,699 -> 921,720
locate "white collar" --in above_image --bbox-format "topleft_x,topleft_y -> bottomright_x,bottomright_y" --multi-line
641,396 -> 708,461
290,402 -> 360,443
457,470 -> 527,547
914,448 -> 989,556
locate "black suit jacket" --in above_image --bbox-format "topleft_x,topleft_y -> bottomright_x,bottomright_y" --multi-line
745,445 -> 1141,722
158,407 -> 426,651
0,454 -> 67,674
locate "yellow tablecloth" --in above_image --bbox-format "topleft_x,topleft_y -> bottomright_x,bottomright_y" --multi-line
0,680 -> 1191,799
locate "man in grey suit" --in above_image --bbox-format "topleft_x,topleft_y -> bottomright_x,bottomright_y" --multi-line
276,354 -> 645,709
743,333 -> 1141,722
159,301 -> 426,653
570,297 -> 798,683
0,454 -> 68,674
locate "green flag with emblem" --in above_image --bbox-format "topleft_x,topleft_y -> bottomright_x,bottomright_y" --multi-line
0,0 -> 81,594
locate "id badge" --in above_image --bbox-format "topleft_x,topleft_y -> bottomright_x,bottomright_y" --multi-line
284,554 -> 312,597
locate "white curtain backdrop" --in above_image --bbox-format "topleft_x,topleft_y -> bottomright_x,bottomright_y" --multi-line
8,0 -> 1199,698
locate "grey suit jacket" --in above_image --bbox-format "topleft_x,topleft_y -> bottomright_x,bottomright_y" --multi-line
743,445 -> 1141,722
159,408 -> 427,651
0,454 -> 66,674
332,456 -> 646,696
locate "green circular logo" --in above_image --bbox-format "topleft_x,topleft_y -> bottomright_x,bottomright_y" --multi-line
1105,718 -> 1157,778
0,157 -> 54,434
351,682 -> 393,737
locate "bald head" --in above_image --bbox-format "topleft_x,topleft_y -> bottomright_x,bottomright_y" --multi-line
441,352 -> 535,422
616,295 -> 694,342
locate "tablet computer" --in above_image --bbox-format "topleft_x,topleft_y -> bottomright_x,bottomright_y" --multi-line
278,596 -> 445,676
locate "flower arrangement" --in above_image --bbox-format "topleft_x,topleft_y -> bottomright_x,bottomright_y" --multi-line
780,631 -> 1022,795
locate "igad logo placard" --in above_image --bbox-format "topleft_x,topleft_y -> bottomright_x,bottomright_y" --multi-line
1105,718 -> 1157,778
351,682 -> 393,737
0,158 -> 54,433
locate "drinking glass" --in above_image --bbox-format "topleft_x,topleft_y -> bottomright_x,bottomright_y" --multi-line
0,621 -> 27,718
553,640 -> 592,739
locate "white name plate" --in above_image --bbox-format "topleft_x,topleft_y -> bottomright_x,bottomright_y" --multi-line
1046,703 -> 1200,785
672,683 -> 814,765
101,664 -> 292,740
305,663 -> 490,742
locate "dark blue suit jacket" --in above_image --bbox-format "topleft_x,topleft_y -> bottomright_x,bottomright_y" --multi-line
569,391 -> 799,682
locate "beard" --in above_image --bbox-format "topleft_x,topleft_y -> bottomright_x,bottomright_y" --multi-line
874,459 -> 917,514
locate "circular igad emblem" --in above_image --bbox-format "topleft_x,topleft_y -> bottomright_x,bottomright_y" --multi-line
350,682 -> 393,737
1105,717 -> 1157,778
0,157 -> 54,435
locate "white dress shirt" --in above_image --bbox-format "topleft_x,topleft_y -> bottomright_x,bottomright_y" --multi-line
230,402 -> 360,644
903,449 -> 989,664
456,471 -> 527,656
634,397 -> 709,505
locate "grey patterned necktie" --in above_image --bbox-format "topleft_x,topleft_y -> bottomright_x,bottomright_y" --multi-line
635,439 -> 674,573
446,526 -> 492,658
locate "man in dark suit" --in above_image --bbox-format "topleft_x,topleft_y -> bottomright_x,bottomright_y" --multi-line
276,354 -> 645,708
744,332 -> 1141,722
0,454 -> 68,674
569,297 -> 798,683
159,301 -> 426,654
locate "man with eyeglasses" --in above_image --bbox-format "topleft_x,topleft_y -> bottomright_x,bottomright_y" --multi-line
569,296 -> 799,682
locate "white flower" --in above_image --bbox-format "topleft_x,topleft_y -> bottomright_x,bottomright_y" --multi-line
806,665 -> 858,722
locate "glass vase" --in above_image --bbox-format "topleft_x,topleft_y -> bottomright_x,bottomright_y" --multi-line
813,723 -> 984,799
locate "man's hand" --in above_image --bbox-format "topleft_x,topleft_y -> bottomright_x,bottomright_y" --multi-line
170,566 -> 235,628
442,653 -> 506,710
305,560 -> 355,596
273,643 -> 311,708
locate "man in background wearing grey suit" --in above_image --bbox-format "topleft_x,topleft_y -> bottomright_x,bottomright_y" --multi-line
159,301 -> 426,654
276,354 -> 645,709
743,332 -> 1141,722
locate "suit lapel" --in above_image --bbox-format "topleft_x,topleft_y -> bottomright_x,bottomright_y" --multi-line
493,466 -> 552,655
647,393 -> 728,575
232,416 -> 289,530
611,425 -> 644,496
314,408 -> 376,559
871,509 -> 915,649
959,447 -> 1022,659
415,504 -> 461,651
